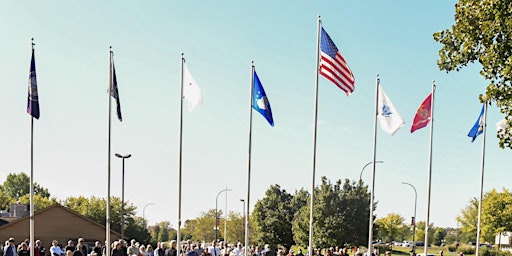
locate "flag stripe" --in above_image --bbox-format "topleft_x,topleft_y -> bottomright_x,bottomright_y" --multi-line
319,27 -> 355,95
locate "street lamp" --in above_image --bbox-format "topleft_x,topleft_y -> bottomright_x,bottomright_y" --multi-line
215,187 -> 231,242
359,161 -> 384,180
143,202 -> 155,230
240,199 -> 245,241
402,181 -> 417,253
115,153 -> 132,239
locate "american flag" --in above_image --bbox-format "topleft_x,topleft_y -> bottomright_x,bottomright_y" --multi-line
319,27 -> 355,95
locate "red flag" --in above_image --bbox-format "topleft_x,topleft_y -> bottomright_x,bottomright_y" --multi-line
410,93 -> 432,133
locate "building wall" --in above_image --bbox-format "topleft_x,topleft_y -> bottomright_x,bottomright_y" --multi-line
0,205 -> 121,249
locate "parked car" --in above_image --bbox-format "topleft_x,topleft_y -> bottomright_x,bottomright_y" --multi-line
402,241 -> 412,247
417,254 -> 435,256
393,241 -> 402,247
415,241 -> 424,246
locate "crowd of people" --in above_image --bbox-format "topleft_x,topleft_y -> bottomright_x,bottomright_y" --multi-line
1,237 -> 414,256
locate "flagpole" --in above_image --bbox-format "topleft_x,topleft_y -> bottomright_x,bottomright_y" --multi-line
244,61 -> 255,256
106,47 -> 113,256
423,81 -> 436,256
475,101 -> 488,256
29,38 -> 35,256
367,74 -> 380,255
177,53 -> 185,256
308,15 -> 321,255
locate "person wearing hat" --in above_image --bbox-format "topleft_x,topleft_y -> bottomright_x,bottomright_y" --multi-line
3,238 -> 17,256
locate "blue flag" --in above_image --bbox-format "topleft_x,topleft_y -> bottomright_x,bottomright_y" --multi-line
27,49 -> 40,119
252,71 -> 274,126
111,62 -> 122,122
468,104 -> 485,142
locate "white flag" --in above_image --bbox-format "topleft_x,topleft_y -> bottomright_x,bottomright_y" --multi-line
377,85 -> 405,135
183,63 -> 202,111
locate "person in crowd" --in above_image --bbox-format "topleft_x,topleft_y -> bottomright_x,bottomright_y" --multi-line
127,240 -> 139,256
33,240 -> 45,256
4,238 -> 17,256
76,239 -> 87,256
65,242 -> 75,254
187,245 -> 198,256
295,250 -> 303,256
233,243 -> 242,256
50,241 -> 63,256
193,244 -> 203,256
65,251 -> 72,256
154,243 -> 165,256
140,245 -> 148,256
17,243 -> 29,256
262,245 -> 275,256
92,242 -> 102,256
112,242 -> 123,256
208,242 -> 219,256
164,241 -> 176,256
119,241 -> 127,256
146,245 -> 154,256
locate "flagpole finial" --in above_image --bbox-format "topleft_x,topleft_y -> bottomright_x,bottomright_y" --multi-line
31,38 -> 35,48
251,60 -> 254,67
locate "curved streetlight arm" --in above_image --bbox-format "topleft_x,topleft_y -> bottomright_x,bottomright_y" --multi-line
359,160 -> 384,180
215,188 -> 231,242
143,203 -> 155,229
402,182 -> 418,252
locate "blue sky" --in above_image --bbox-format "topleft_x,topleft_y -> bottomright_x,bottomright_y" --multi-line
0,1 -> 509,232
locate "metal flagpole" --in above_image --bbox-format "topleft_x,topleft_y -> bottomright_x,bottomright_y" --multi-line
224,185 -> 228,243
177,53 -> 185,256
424,81 -> 436,256
475,101 -> 488,256
367,75 -> 380,255
309,16 -> 322,255
244,61 -> 255,256
106,47 -> 113,256
29,38 -> 35,256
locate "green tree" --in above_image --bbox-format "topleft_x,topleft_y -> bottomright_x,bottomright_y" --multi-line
226,211 -> 245,244
457,198 -> 478,244
375,213 -> 407,242
292,178 -> 371,248
61,196 -> 137,236
125,216 -> 151,244
433,227 -> 447,246
433,0 -> 512,149
0,172 -> 50,200
414,221 -> 434,245
150,221 -> 173,243
18,194 -> 57,210
251,185 -> 295,247
181,209 -> 218,242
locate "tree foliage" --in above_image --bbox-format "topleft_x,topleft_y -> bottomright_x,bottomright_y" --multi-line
375,213 -> 407,242
150,221 -> 175,244
0,172 -> 51,208
251,185 -> 305,248
61,196 -> 147,241
434,0 -> 512,149
458,188 -> 512,244
181,209 -> 219,243
415,221 -> 434,245
292,177 -> 371,248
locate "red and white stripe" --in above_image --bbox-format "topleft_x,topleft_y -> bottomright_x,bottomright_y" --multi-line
319,51 -> 355,95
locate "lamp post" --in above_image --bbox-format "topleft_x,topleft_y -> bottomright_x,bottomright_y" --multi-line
143,202 -> 155,230
240,199 -> 245,242
359,161 -> 384,181
215,187 -> 231,242
115,153 -> 132,239
402,181 -> 417,252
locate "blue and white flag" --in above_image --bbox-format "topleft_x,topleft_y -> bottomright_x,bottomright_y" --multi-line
27,49 -> 40,119
252,71 -> 274,126
377,85 -> 404,135
468,104 -> 485,142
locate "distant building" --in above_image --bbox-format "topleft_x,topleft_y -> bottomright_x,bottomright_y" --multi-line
496,232 -> 512,251
0,203 -> 121,248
